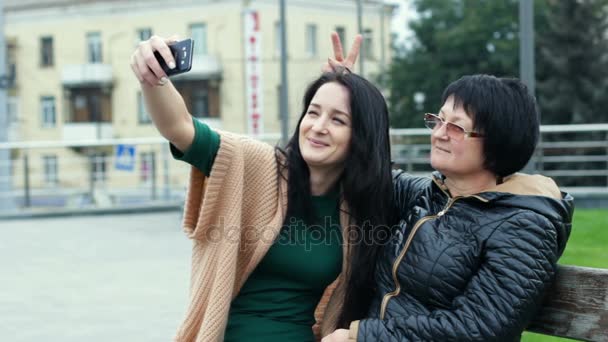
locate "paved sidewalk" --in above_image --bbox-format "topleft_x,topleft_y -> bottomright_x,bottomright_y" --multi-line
1,212 -> 192,342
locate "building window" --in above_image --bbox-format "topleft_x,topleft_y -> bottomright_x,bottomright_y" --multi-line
363,28 -> 374,60
90,94 -> 102,122
87,32 -> 102,63
40,96 -> 56,127
43,155 -> 58,186
7,96 -> 19,124
140,152 -> 154,184
274,21 -> 282,57
90,153 -> 107,182
190,23 -> 208,56
137,92 -> 151,124
40,36 -> 54,67
74,93 -> 101,121
7,40 -> 17,87
137,28 -> 152,42
191,88 -> 209,118
68,88 -> 110,123
305,24 -> 317,57
335,26 -> 346,46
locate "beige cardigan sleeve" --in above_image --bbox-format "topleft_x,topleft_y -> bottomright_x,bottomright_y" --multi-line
174,131 -> 289,342
180,130 -> 287,242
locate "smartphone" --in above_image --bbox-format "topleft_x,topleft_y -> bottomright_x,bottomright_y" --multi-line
154,38 -> 194,77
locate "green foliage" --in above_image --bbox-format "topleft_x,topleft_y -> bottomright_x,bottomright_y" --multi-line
386,0 -> 524,128
387,0 -> 608,127
536,0 -> 608,124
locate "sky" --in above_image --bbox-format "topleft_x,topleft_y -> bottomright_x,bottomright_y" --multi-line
387,0 -> 413,44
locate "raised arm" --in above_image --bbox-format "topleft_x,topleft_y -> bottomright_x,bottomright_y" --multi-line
130,35 -> 194,152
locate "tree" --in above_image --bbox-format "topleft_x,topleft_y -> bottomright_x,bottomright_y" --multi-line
386,0 -> 525,128
536,0 -> 608,124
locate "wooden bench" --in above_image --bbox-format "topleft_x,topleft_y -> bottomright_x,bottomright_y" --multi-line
527,265 -> 608,341
315,265 -> 608,341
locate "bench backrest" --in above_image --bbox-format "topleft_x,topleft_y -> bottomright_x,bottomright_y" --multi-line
527,264 -> 608,341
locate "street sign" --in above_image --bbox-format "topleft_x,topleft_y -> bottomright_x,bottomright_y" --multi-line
115,144 -> 136,171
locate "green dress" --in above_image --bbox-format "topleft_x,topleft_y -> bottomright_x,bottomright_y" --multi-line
171,118 -> 343,342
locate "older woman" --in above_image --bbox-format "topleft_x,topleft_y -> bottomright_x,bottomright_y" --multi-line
324,74 -> 574,341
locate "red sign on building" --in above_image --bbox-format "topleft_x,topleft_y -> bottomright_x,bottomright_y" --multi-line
244,10 -> 263,136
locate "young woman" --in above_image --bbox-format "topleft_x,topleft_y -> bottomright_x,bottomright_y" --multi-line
323,75 -> 574,342
130,35 -> 393,341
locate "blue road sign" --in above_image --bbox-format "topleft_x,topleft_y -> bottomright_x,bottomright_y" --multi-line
115,144 -> 136,171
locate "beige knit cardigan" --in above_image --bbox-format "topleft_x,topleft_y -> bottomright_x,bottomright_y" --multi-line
173,131 -> 350,342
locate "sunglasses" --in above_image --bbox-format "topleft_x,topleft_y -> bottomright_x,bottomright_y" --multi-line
423,113 -> 484,141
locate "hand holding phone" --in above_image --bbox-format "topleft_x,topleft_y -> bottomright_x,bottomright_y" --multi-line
154,38 -> 194,77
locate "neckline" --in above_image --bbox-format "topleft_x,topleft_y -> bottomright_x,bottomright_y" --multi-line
311,189 -> 340,200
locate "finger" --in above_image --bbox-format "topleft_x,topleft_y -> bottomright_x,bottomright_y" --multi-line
322,57 -> 340,73
165,35 -> 181,45
140,41 -> 169,80
129,54 -> 144,83
345,34 -> 362,68
135,48 -> 163,87
136,57 -> 158,87
150,35 -> 176,70
327,58 -> 342,71
328,58 -> 352,74
331,32 -> 344,61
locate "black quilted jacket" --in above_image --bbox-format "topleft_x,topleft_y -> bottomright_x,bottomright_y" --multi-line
354,170 -> 574,342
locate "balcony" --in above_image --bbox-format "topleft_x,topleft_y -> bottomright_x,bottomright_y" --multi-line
172,54 -> 222,81
61,64 -> 113,87
63,122 -> 113,141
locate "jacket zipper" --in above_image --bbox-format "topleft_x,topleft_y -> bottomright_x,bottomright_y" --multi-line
379,186 -> 489,320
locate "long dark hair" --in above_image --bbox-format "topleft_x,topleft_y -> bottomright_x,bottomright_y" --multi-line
275,72 -> 394,328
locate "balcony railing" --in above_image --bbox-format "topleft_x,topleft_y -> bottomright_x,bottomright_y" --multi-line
63,122 -> 113,140
390,123 -> 608,195
61,64 -> 113,87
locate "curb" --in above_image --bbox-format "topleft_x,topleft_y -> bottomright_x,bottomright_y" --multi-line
0,202 -> 183,221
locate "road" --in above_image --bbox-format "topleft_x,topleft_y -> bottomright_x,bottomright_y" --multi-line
1,212 -> 192,341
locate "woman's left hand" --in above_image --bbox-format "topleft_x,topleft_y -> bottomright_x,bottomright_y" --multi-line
321,32 -> 362,74
321,329 -> 350,342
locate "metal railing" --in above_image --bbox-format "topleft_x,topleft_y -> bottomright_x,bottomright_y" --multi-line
0,134 -> 282,216
1,124 -> 607,216
390,123 -> 608,193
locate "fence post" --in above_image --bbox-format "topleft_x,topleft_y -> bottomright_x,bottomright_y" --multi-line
151,151 -> 157,201
537,139 -> 544,172
23,154 -> 30,207
407,146 -> 414,173
162,145 -> 170,201
88,152 -> 95,202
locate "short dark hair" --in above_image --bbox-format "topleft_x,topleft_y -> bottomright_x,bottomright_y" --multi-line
441,74 -> 540,177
